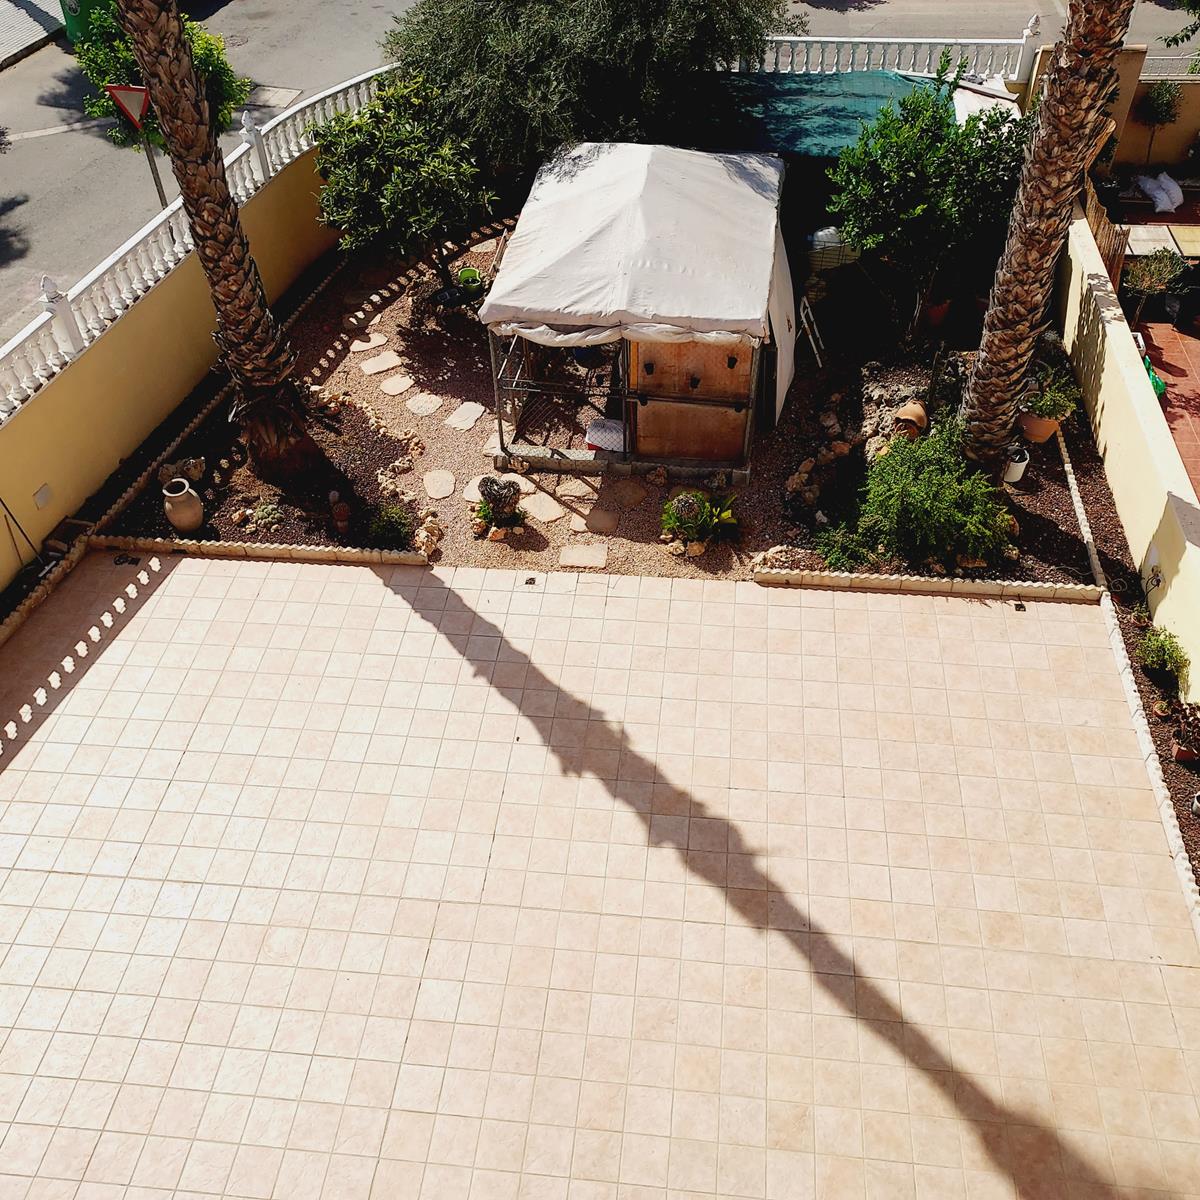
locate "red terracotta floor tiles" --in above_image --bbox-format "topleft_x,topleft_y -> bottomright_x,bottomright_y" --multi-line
1139,322 -> 1200,494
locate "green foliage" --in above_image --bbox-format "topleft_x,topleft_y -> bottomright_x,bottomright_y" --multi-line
828,55 -> 1034,325
1025,364 -> 1080,422
1138,80 -> 1183,131
821,418 -> 1013,570
1167,5 -> 1200,49
369,503 -> 416,549
76,1 -> 249,149
311,78 -> 494,271
1137,625 -> 1190,686
380,0 -> 806,174
1123,248 -> 1188,326
660,490 -> 738,543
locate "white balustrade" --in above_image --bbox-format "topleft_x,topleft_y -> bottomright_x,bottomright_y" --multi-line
0,64 -> 392,419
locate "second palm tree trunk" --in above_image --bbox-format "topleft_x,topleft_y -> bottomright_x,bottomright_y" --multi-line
961,0 -> 1136,465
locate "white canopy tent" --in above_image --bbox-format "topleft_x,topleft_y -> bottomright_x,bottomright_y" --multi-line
479,142 -> 797,417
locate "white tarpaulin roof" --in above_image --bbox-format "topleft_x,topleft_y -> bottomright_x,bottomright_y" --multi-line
479,142 -> 788,349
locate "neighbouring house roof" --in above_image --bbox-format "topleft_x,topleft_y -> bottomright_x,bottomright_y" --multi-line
477,142 -> 786,347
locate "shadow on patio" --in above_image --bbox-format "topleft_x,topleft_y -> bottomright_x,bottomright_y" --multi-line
385,568 -> 1134,1198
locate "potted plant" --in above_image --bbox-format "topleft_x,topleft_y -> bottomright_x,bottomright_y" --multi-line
1123,248 -> 1187,328
1172,703 -> 1199,764
1003,444 -> 1030,484
1136,625 -> 1190,693
1136,79 -> 1182,166
1153,697 -> 1173,720
1132,601 -> 1151,629
1019,364 -> 1080,444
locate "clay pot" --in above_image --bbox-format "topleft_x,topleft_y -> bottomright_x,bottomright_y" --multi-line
162,477 -> 203,533
1019,412 -> 1060,444
895,400 -> 929,432
1171,739 -> 1198,764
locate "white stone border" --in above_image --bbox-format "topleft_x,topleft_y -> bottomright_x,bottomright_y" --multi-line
88,534 -> 427,567
1056,428 -> 1200,946
753,566 -> 1102,602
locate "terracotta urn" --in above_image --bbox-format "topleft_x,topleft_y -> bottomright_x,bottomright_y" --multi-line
162,477 -> 203,533
1018,412 -> 1059,444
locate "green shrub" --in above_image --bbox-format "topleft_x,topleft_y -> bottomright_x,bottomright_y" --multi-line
368,504 -> 416,549
822,418 -> 1012,570
1025,364 -> 1080,422
311,77 -> 494,282
77,1 -> 249,149
661,490 -> 738,543
1137,625 -> 1190,687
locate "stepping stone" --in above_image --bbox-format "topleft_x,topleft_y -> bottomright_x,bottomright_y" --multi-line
569,507 -> 618,534
423,470 -> 455,500
559,545 -> 608,569
522,491 -> 566,522
343,311 -> 381,332
463,473 -> 534,502
444,401 -> 486,431
557,476 -> 595,499
361,350 -> 403,376
350,332 -> 387,353
474,238 -> 499,254
608,479 -> 648,510
406,393 -> 444,417
379,374 -> 414,396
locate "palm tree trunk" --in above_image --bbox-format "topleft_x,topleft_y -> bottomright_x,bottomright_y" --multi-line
116,0 -> 309,471
961,0 -> 1136,465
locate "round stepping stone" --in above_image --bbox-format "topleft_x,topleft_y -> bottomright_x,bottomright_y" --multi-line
582,507 -> 618,534
380,374 -> 415,396
361,350 -> 404,376
443,401 -> 486,431
522,491 -> 565,522
608,479 -> 648,510
423,470 -> 455,500
350,332 -> 388,353
406,393 -> 444,417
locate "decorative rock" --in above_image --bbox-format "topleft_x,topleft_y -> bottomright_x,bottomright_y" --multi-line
830,441 -> 852,458
406,393 -> 444,416
608,479 -> 648,510
785,472 -> 808,495
423,470 -> 456,500
444,401 -> 486,431
350,332 -> 388,353
685,541 -> 707,557
361,350 -> 404,376
559,545 -> 609,569
487,527 -> 508,542
380,374 -> 415,396
522,491 -> 566,522
646,466 -> 669,487
478,475 -> 522,518
158,456 -> 205,486
464,473 -> 534,502
666,542 -> 686,557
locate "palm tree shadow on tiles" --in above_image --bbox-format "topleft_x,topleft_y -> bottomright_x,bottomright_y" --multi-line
380,568 -> 1149,1198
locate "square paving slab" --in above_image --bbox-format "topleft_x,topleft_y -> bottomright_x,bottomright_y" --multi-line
0,555 -> 1197,1199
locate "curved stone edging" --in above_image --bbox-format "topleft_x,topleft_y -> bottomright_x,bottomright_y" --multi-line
753,566 -> 1102,602
1054,428 -> 1200,949
88,534 -> 428,568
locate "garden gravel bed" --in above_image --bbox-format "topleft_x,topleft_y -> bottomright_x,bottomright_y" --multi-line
1064,418 -> 1200,888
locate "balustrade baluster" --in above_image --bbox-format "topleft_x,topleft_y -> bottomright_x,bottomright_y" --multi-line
39,324 -> 66,372
0,356 -> 27,407
76,293 -> 102,338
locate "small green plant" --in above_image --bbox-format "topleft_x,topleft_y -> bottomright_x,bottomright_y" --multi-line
821,417 -> 1013,570
1137,625 -> 1190,688
1137,79 -> 1183,163
1025,364 -> 1080,422
660,490 -> 738,544
1124,248 -> 1188,327
368,503 -> 416,549
252,500 -> 284,527
1132,601 -> 1151,627
816,524 -> 876,572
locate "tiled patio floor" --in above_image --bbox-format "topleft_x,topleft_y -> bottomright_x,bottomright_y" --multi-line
1,554 -> 1199,1199
1139,322 -> 1200,491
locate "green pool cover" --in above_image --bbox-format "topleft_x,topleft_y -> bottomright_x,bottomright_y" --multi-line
695,70 -> 922,159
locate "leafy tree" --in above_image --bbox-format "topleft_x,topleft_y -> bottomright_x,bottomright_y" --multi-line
1123,247 -> 1188,326
828,57 -> 1034,334
311,78 -> 495,282
1136,80 -> 1182,164
1166,5 -> 1200,50
380,0 -> 805,174
77,0 -> 249,148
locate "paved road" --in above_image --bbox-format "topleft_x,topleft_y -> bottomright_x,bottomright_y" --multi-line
0,0 -> 1194,343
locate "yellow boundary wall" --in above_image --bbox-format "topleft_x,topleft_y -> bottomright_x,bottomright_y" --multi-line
0,149 -> 337,591
1059,206 -> 1200,700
